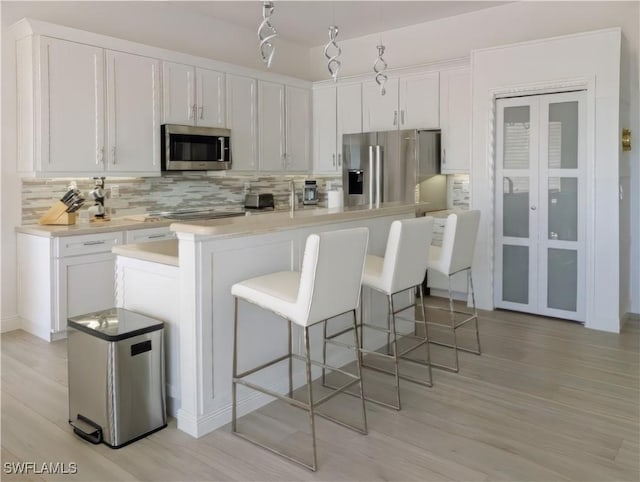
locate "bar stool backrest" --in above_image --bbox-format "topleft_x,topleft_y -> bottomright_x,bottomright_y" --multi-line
297,227 -> 369,326
381,217 -> 434,294
439,210 -> 481,275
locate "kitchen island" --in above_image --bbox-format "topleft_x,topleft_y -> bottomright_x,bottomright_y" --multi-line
113,203 -> 425,437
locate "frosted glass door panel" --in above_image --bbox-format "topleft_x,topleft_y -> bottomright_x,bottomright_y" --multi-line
503,106 -> 530,169
548,177 -> 578,241
503,245 -> 529,304
548,102 -> 578,169
547,248 -> 577,311
503,177 -> 529,238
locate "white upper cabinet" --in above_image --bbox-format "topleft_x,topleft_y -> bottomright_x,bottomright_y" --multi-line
440,68 -> 470,173
362,73 -> 439,132
362,78 -> 399,132
337,83 -> 363,135
39,37 -> 105,173
259,81 -> 311,172
313,83 -> 361,173
106,51 -> 160,173
162,61 -> 225,127
19,36 -> 161,176
258,80 -> 286,171
285,86 -> 311,172
399,72 -> 439,129
313,86 -> 338,173
227,74 -> 257,171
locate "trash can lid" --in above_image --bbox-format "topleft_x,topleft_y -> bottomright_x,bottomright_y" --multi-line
68,308 -> 164,342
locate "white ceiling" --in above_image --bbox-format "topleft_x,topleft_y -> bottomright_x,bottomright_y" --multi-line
177,1 -> 509,47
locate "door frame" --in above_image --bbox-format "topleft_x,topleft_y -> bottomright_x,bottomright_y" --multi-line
493,91 -> 587,322
485,77 -> 596,326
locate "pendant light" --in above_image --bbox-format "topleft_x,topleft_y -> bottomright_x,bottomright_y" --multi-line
372,4 -> 387,95
258,1 -> 277,68
324,26 -> 342,82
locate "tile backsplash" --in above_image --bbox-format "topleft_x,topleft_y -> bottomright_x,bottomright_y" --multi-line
21,174 -> 342,225
448,174 -> 470,210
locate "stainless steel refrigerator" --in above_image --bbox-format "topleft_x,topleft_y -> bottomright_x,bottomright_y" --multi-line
342,129 -> 447,211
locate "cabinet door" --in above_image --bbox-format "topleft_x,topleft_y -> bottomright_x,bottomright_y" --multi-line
286,86 -> 311,172
337,83 -> 363,168
40,37 -> 104,173
362,78 -> 399,132
440,69 -> 471,173
313,87 -> 338,173
106,51 -> 160,174
56,253 -> 116,333
337,83 -> 362,135
162,61 -> 194,125
196,68 -> 225,127
227,75 -> 258,171
399,73 -> 439,129
258,81 -> 286,171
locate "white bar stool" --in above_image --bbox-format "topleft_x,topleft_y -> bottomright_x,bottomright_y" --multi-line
326,217 -> 434,411
427,210 -> 481,372
231,227 -> 369,471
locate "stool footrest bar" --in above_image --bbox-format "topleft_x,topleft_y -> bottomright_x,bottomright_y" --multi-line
234,379 -> 308,410
235,353 -> 291,379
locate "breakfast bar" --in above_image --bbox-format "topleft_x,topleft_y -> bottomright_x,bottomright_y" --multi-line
113,203 -> 424,437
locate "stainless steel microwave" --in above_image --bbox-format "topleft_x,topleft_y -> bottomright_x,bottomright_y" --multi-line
161,124 -> 231,171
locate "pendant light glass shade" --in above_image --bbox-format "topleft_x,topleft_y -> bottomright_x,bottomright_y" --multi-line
258,1 -> 277,68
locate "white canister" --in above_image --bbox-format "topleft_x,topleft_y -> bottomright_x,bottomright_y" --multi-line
327,189 -> 344,209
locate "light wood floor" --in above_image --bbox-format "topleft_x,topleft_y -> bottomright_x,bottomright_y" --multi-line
2,300 -> 639,481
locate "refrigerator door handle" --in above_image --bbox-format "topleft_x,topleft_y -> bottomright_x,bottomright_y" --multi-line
375,145 -> 383,207
368,145 -> 374,207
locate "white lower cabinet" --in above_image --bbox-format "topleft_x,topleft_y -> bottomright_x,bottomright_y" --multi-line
17,226 -> 174,341
17,231 -> 124,341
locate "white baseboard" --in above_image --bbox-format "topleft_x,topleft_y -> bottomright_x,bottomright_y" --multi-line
621,312 -> 640,328
0,315 -> 21,333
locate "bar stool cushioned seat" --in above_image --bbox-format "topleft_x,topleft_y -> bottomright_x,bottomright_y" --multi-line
231,227 -> 369,471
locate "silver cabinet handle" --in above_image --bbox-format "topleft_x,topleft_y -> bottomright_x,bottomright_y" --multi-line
401,110 -> 405,125
530,206 -> 537,211
332,154 -> 336,167
393,110 -> 398,126
338,153 -> 342,167
83,240 -> 106,246
199,106 -> 204,119
111,146 -> 116,165
147,234 -> 166,239
219,137 -> 225,162
190,104 -> 197,120
442,148 -> 446,165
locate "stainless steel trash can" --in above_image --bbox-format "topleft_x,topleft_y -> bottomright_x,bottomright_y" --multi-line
67,308 -> 167,448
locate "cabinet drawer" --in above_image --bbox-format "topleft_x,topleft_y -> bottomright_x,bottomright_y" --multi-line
126,227 -> 175,244
56,231 -> 124,258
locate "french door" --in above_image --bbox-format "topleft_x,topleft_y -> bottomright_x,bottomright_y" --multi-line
494,91 -> 586,322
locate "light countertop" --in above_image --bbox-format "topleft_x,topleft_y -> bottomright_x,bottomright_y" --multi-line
15,217 -> 173,237
112,239 -> 179,267
169,202 -> 428,239
112,202 -> 427,265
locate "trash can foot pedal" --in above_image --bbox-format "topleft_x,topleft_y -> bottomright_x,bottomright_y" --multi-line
70,414 -> 102,444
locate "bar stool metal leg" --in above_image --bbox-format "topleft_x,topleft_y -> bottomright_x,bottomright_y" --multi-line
388,294 -> 402,410
351,309 -> 368,435
303,327 -> 318,471
418,285 -> 433,383
288,320 -> 293,398
232,297 -> 239,433
469,271 -> 481,355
